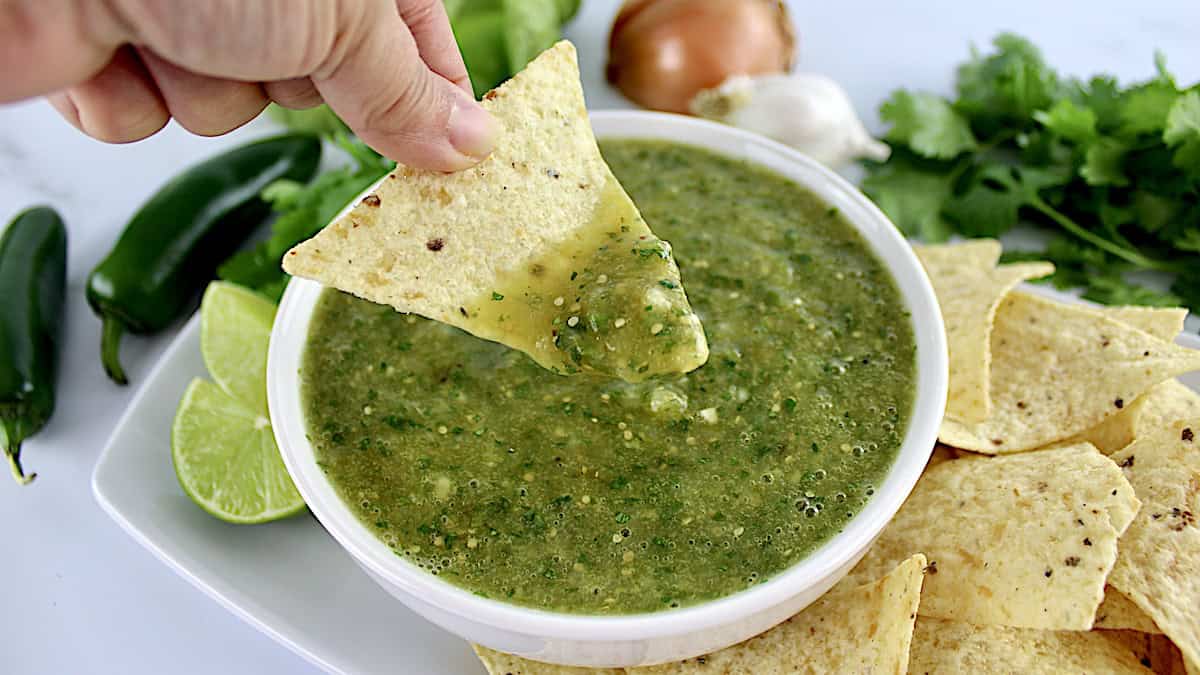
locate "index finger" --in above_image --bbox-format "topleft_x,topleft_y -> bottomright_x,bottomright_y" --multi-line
396,0 -> 472,95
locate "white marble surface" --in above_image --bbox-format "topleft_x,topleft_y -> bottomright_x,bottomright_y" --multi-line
1,2 -> 1196,673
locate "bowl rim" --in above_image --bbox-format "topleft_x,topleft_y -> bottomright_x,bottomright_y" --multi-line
268,109 -> 947,642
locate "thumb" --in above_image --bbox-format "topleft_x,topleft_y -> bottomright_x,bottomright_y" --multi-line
314,3 -> 498,171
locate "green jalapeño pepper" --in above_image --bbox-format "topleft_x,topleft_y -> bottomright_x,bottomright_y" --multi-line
87,134 -> 321,384
0,207 -> 67,485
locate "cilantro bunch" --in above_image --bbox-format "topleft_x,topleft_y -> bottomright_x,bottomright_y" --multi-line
863,34 -> 1200,311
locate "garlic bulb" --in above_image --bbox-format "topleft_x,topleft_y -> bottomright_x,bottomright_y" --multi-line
690,74 -> 890,168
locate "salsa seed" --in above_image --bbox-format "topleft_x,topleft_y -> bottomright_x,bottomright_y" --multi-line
567,316 -> 580,327
614,318 -> 627,328
553,296 -> 565,306
651,323 -> 664,334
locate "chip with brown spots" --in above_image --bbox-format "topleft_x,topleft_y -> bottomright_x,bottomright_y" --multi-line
1109,420 -> 1200,671
938,292 -> 1200,454
283,41 -> 706,382
847,442 -> 1138,630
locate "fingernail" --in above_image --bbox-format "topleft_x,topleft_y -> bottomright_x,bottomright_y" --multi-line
448,91 -> 499,160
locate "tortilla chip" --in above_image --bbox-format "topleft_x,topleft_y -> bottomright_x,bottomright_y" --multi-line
914,241 -> 1053,423
629,555 -> 926,675
471,556 -> 926,675
283,41 -> 706,381
473,645 -> 623,675
908,618 -> 1155,673
1095,586 -> 1163,634
1074,379 -> 1200,455
1032,302 -> 1185,453
1100,630 -> 1190,675
850,442 -> 1139,630
938,292 -> 1200,453
1134,380 -> 1200,439
1074,407 -> 1145,456
926,443 -> 961,469
1100,305 -> 1188,341
1108,420 -> 1200,671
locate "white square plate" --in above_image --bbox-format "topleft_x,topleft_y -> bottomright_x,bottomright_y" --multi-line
92,287 -> 1198,674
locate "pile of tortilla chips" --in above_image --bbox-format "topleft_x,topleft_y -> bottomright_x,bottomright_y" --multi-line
473,240 -> 1200,674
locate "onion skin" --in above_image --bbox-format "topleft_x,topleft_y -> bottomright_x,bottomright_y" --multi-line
606,0 -> 796,114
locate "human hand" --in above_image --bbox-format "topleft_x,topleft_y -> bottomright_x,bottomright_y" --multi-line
0,0 -> 498,171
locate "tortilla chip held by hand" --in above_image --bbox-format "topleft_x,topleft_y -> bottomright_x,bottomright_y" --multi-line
284,41 -> 707,383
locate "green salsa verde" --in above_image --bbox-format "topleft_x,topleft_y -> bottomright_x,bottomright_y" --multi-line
301,140 -> 917,614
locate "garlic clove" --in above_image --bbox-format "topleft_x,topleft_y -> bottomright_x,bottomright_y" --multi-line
690,72 -> 889,169
855,133 -> 893,163
688,75 -> 757,122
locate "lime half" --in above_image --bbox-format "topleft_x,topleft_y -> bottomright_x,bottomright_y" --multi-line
172,378 -> 304,523
200,282 -> 276,413
175,280 -> 303,523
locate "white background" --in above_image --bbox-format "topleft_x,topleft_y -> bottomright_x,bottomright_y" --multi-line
1,1 -> 1197,673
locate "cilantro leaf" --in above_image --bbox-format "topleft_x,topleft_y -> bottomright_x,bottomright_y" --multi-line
1173,230 -> 1200,254
860,154 -> 958,242
1083,274 -> 1182,307
1034,99 -> 1097,143
1164,90 -> 1200,174
955,33 -> 1062,137
942,165 -> 1025,237
1079,76 -> 1124,132
1131,190 -> 1181,233
880,91 -> 977,159
1119,81 -> 1179,136
943,163 -> 1069,237
1080,138 -> 1130,186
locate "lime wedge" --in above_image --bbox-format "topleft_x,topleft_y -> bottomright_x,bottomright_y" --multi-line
172,378 -> 304,523
200,282 -> 276,413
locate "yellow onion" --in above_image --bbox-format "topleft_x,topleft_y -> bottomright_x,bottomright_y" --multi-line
606,0 -> 796,114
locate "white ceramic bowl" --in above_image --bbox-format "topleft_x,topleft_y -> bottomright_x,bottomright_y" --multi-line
268,111 -> 947,668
